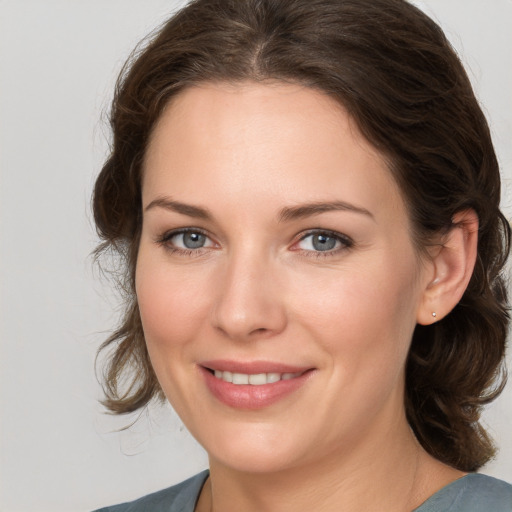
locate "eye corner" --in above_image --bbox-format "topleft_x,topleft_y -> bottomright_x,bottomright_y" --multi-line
155,227 -> 218,255
292,229 -> 354,256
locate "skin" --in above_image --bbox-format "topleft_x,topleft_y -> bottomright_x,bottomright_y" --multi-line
136,82 -> 472,511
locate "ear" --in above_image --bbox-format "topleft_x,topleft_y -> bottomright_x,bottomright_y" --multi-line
416,209 -> 479,325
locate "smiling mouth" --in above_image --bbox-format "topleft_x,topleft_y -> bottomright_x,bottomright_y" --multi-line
211,370 -> 304,386
200,364 -> 314,409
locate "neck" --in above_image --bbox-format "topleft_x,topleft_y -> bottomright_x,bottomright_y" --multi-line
197,418 -> 464,512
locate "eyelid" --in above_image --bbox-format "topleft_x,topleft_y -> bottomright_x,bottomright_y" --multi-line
155,227 -> 218,253
157,226 -> 210,241
292,229 -> 354,254
155,227 -> 353,257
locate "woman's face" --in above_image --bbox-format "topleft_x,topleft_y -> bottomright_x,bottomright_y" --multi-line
136,82 -> 432,473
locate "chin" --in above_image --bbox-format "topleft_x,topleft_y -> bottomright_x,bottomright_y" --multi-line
199,423 -> 304,474
211,447 -> 299,475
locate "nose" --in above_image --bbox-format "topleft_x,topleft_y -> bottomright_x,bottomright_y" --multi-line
211,251 -> 287,341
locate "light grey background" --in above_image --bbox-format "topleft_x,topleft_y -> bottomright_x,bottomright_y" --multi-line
0,1 -> 510,511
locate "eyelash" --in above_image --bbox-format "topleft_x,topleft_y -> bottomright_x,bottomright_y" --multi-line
155,228 -> 354,258
294,229 -> 354,258
155,228 -> 215,257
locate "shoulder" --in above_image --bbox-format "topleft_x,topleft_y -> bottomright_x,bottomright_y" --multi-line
92,470 -> 209,512
454,474 -> 512,510
415,473 -> 512,512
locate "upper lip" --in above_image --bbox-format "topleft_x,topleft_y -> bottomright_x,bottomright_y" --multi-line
200,359 -> 313,374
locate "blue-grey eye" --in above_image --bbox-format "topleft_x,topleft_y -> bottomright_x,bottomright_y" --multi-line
297,232 -> 343,252
181,231 -> 207,249
168,230 -> 213,250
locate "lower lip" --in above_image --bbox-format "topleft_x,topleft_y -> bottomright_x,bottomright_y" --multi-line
200,367 -> 314,410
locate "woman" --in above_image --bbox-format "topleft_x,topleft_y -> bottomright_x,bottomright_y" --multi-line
93,0 -> 511,510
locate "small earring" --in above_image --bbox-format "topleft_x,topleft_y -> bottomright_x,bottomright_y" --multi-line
432,312 -> 437,318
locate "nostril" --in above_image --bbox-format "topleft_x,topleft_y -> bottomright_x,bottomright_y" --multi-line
251,327 -> 268,335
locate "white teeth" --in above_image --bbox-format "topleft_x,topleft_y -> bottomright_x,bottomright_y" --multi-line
215,370 -> 233,383
248,373 -> 267,385
212,370 -> 302,385
232,373 -> 249,385
267,372 -> 281,383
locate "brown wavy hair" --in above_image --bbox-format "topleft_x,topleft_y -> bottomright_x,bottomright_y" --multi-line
93,0 -> 510,471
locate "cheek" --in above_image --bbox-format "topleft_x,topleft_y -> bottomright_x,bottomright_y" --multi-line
135,251 -> 211,354
294,258 -> 421,431
289,252 -> 421,371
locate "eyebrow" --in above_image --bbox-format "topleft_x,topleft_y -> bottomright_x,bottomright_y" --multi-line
144,197 -> 374,222
144,197 -> 212,220
278,201 -> 374,222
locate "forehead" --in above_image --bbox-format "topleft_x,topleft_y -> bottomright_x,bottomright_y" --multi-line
142,81 -> 405,223
146,81 -> 376,166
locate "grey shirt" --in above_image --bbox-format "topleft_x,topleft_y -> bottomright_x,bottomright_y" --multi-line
94,471 -> 512,511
